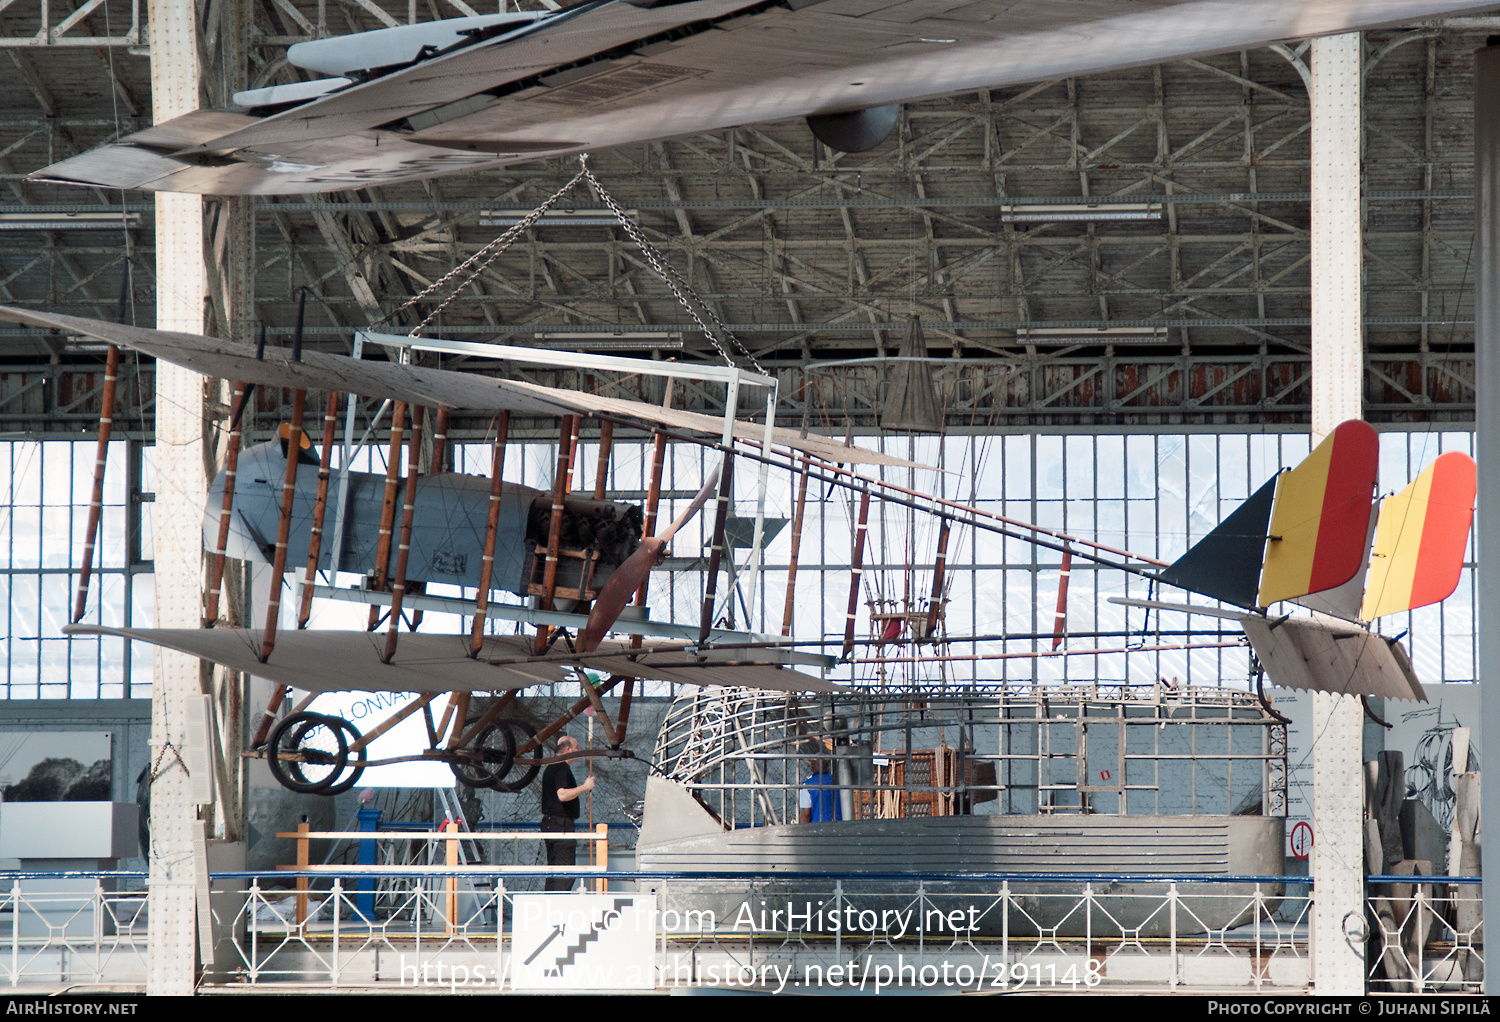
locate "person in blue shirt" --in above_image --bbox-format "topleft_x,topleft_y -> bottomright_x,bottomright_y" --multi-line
798,760 -> 842,823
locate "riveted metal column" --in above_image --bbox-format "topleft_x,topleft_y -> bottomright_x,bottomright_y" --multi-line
147,0 -> 207,996
1309,32 -> 1366,997
1474,41 -> 1500,996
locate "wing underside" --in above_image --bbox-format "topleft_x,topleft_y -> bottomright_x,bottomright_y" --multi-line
0,304 -> 929,469
29,0 -> 1499,194
64,625 -> 841,694
1240,614 -> 1427,702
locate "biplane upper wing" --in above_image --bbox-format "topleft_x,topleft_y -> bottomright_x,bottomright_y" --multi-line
28,0 -> 1498,195
0,304 -> 926,469
64,625 -> 844,694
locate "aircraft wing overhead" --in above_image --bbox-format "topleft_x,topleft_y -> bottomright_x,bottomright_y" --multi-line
0,305 -> 582,415
0,305 -> 929,469
64,625 -> 839,694
188,0 -> 769,153
29,0 -> 1500,195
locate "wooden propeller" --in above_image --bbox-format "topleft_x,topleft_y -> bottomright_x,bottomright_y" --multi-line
579,464 -> 722,652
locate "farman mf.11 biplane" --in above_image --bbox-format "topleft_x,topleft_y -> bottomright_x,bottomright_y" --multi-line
0,305 -> 1477,796
0,301 -> 928,795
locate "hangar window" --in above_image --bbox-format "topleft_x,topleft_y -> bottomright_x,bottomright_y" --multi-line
0,428 -> 1474,699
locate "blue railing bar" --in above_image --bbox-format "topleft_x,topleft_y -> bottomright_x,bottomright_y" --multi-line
1367,875 -> 1482,885
0,871 -> 148,880
370,820 -> 634,832
13,869 -> 1471,885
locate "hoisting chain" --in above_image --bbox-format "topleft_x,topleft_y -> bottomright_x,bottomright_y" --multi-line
577,156 -> 763,373
376,166 -> 588,336
383,155 -> 765,374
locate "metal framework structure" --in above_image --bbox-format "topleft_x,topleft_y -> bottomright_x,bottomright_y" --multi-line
0,1 -> 1488,998
653,684 -> 1288,829
0,2 -> 1491,432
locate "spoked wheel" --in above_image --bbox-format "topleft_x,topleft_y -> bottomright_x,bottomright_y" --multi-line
267,712 -> 349,794
322,717 -> 366,796
490,718 -> 542,793
449,715 -> 515,789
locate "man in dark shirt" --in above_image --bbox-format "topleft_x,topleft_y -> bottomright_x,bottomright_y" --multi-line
540,734 -> 594,892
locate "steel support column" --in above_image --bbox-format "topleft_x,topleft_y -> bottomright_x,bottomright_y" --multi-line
1308,32 -> 1367,997
146,0 -> 207,996
1473,41 -> 1500,997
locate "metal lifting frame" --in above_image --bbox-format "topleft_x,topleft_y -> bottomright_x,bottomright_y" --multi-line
358,331 -> 781,641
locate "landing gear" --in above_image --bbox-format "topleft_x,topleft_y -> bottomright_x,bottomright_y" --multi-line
450,716 -> 515,789
450,718 -> 540,792
489,719 -> 541,793
267,712 -> 350,794
322,716 -> 367,796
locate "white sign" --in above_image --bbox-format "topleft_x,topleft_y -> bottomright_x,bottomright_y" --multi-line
510,894 -> 656,990
305,690 -> 454,787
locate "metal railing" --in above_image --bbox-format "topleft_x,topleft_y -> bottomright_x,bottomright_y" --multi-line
191,870 -> 1316,992
0,870 -> 1486,993
0,874 -> 147,989
1365,876 -> 1484,994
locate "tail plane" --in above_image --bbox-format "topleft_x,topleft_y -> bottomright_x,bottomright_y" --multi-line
1156,421 -> 1474,622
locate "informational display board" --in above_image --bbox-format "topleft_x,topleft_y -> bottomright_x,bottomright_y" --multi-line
0,731 -> 112,801
1271,682 -> 1479,866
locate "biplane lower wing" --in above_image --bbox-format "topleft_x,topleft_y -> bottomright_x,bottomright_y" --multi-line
63,624 -> 840,694
0,305 -> 928,470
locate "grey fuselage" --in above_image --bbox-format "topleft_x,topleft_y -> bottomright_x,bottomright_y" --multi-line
204,439 -> 643,595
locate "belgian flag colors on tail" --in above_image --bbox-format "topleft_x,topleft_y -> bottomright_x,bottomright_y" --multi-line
1155,420 -> 1475,628
1148,422 -> 1473,703
1156,420 -> 1381,610
1257,420 -> 1380,607
1360,451 -> 1477,620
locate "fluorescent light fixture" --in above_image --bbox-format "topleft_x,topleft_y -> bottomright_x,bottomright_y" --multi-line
479,208 -> 636,227
1000,202 -> 1162,222
0,212 -> 141,231
532,331 -> 683,350
1022,326 -> 1165,345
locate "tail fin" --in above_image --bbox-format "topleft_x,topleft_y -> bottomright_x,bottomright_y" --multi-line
1156,420 -> 1379,609
1155,474 -> 1277,608
1257,420 -> 1379,607
1360,451 -> 1476,620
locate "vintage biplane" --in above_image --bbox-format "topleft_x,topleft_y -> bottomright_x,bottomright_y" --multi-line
24,0 -> 1498,195
0,304 -> 1475,793
0,300 -> 943,795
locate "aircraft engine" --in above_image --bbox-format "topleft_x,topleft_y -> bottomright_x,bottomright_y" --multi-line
204,440 -> 643,600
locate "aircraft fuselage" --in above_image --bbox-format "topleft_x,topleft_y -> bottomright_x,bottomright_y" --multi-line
205,439 -> 643,598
